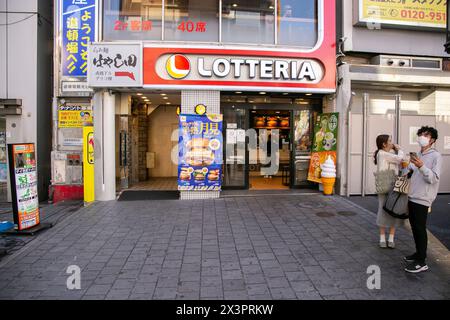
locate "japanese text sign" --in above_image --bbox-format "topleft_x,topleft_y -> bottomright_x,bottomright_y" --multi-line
359,0 -> 447,29
87,43 -> 143,87
61,0 -> 97,77
178,114 -> 223,191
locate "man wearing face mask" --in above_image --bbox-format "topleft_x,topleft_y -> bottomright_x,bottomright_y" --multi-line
404,126 -> 442,273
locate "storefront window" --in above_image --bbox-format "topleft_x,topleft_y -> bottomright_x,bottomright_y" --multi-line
222,0 -> 275,44
164,0 -> 219,42
103,0 -> 162,41
277,0 -> 318,47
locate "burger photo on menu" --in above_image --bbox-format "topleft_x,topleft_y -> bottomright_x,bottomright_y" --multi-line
184,138 -> 215,167
207,169 -> 220,181
193,169 -> 206,181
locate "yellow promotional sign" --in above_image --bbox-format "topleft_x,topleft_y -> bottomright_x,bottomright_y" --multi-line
359,0 -> 446,29
58,105 -> 93,128
83,126 -> 95,203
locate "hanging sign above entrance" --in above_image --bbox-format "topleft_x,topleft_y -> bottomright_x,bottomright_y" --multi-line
87,43 -> 143,87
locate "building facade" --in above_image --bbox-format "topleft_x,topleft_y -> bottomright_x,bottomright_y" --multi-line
0,0 -> 53,202
51,0 -> 450,202
335,0 -> 450,196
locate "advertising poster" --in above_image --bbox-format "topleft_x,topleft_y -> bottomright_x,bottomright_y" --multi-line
58,104 -> 93,128
7,144 -> 40,231
83,127 -> 95,203
61,0 -> 97,77
308,113 -> 339,183
178,114 -> 223,191
359,0 -> 446,29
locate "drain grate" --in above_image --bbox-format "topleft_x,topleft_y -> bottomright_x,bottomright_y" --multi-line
337,211 -> 357,217
315,211 -> 335,218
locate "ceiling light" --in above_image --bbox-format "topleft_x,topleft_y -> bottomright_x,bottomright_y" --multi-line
232,3 -> 238,7
160,93 -> 167,96
137,93 -> 143,96
269,5 -> 274,10
163,97 -> 169,100
235,91 -> 242,94
305,93 -> 312,96
282,93 -> 289,95
259,92 -> 266,95
166,102 -> 171,105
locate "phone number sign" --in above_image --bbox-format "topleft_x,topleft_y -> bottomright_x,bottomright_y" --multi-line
359,0 -> 447,29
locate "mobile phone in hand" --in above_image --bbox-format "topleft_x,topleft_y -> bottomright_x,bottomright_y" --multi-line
410,152 -> 418,159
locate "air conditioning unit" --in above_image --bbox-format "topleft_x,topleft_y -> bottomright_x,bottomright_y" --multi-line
371,55 -> 442,70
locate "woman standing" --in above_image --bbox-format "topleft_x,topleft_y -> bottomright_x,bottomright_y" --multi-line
374,135 -> 406,249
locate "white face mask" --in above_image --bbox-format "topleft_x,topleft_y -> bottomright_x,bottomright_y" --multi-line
417,136 -> 430,147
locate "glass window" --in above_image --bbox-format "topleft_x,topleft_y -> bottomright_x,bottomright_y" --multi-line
277,0 -> 318,47
164,0 -> 219,41
222,0 -> 275,44
103,0 -> 162,41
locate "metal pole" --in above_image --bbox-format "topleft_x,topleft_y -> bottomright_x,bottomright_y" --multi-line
361,93 -> 369,197
395,94 -> 401,144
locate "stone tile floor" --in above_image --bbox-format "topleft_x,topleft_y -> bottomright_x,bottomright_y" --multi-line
0,194 -> 448,300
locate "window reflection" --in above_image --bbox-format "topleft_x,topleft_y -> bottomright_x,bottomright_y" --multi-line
103,0 -> 162,41
164,0 -> 219,41
222,0 -> 275,44
277,0 -> 318,47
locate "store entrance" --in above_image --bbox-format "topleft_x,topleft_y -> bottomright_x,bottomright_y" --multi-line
116,92 -> 180,194
248,110 -> 290,190
222,95 -> 320,191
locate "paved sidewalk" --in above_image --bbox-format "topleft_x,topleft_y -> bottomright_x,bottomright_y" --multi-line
0,194 -> 449,300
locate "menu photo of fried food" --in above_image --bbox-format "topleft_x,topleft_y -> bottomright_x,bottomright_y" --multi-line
179,167 -> 192,181
207,169 -> 220,181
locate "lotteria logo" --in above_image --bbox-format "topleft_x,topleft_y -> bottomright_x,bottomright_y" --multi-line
166,54 -> 191,79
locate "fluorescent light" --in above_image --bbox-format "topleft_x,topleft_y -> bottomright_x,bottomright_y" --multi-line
259,92 -> 266,95
160,93 -> 167,96
282,93 -> 289,95
137,93 -> 143,96
235,91 -> 242,94
305,93 -> 312,96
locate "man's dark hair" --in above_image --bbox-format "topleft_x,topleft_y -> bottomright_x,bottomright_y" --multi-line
417,126 -> 438,140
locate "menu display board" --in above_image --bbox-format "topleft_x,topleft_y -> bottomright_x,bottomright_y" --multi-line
178,114 -> 223,191
308,113 -> 339,183
7,144 -> 40,231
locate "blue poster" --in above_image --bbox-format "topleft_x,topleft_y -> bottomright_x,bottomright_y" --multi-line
61,0 -> 96,77
178,114 -> 223,191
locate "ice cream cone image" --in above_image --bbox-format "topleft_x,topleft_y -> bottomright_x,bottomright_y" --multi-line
320,155 -> 336,196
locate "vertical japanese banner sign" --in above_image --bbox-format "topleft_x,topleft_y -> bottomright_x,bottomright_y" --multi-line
83,126 -> 95,203
178,115 -> 223,191
308,113 -> 339,183
7,144 -> 40,231
62,0 -> 97,77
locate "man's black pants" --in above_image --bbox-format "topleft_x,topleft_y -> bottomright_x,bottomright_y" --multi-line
408,201 -> 429,263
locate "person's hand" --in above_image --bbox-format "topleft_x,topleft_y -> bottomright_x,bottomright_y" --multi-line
410,156 -> 424,168
393,144 -> 401,151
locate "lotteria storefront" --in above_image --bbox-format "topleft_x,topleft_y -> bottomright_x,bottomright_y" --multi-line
54,0 -> 337,201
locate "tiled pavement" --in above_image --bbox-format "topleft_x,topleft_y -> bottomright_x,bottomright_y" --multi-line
0,194 -> 449,300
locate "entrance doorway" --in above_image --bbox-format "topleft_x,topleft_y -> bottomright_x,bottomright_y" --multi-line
221,93 -> 321,190
249,110 -> 290,190
116,92 -> 180,192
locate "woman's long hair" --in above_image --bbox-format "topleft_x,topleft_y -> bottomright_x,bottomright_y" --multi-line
374,135 -> 390,165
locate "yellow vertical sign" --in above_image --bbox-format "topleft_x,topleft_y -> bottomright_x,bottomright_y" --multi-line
83,126 -> 95,203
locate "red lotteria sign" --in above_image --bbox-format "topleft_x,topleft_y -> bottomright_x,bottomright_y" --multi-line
143,0 -> 336,93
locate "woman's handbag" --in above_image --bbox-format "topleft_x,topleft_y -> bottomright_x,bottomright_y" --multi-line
383,170 -> 413,220
374,158 -> 397,194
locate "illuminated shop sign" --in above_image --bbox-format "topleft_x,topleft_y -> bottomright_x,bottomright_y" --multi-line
164,54 -> 320,82
144,47 -> 336,92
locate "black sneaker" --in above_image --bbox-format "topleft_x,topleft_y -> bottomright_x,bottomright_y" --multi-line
403,254 -> 418,263
405,262 -> 429,273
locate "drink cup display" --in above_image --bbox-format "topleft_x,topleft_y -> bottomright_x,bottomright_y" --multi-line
320,156 -> 336,195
